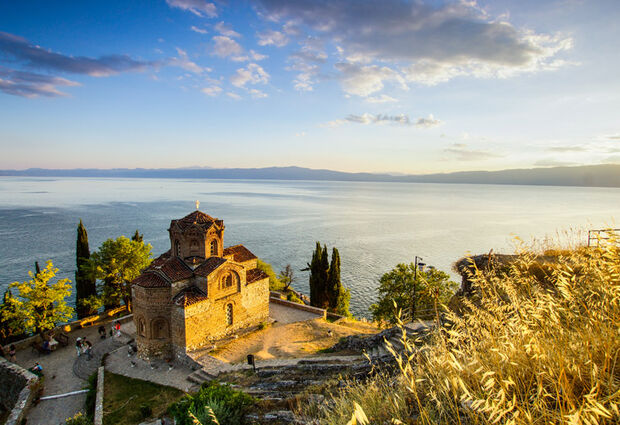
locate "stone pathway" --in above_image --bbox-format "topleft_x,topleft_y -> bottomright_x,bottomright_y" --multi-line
72,333 -> 132,380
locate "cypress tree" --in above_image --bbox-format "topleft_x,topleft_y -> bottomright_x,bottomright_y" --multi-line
132,230 -> 144,243
326,248 -> 351,316
318,245 -> 329,308
308,242 -> 323,307
75,220 -> 97,318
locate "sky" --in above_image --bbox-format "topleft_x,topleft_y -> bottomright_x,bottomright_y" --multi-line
0,0 -> 619,174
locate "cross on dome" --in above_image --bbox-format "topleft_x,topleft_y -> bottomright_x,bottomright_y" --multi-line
195,200 -> 200,210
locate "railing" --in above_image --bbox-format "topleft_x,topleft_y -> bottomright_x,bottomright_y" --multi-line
588,228 -> 620,247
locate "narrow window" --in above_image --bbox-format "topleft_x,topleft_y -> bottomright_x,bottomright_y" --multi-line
138,317 -> 146,337
210,239 -> 218,256
226,304 -> 233,326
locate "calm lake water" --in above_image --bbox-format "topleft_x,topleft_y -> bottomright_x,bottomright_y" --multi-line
0,177 -> 618,317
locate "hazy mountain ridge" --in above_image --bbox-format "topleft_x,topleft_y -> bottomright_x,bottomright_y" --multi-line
1,164 -> 619,188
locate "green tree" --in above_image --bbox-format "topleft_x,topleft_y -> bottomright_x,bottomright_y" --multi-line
2,261 -> 74,336
75,220 -> 98,318
89,236 -> 152,310
370,263 -> 458,325
131,230 -> 144,243
306,242 -> 331,309
277,264 -> 295,291
326,247 -> 351,317
257,259 -> 284,291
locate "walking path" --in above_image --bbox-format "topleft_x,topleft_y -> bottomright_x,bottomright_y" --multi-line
12,319 -> 136,425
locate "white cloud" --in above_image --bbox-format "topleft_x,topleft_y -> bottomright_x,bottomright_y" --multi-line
212,36 -> 243,58
214,22 -> 241,38
335,63 -> 406,97
415,114 -> 442,128
226,92 -> 242,100
230,63 -> 270,87
365,94 -> 397,104
257,30 -> 289,47
249,88 -> 268,98
168,48 -> 205,74
322,112 -> 442,128
249,50 -> 268,61
166,0 -> 217,18
190,26 -> 208,35
201,85 -> 222,96
255,0 -> 573,95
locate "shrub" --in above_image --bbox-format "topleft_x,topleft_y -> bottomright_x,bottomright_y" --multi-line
65,412 -> 92,425
139,404 -> 152,419
169,381 -> 254,425
308,238 -> 620,424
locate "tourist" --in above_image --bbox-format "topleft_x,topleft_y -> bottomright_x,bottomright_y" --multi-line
42,340 -> 52,355
30,362 -> 43,376
114,321 -> 121,337
75,337 -> 83,356
98,325 -> 106,339
8,344 -> 16,362
83,339 -> 93,361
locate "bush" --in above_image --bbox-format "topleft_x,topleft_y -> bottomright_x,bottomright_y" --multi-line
169,381 -> 255,425
65,412 -> 92,425
286,291 -> 303,304
308,238 -> 620,424
256,259 -> 284,291
139,404 -> 152,419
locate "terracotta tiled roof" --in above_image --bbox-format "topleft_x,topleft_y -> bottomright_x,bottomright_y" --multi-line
194,257 -> 227,277
223,245 -> 257,263
160,256 -> 193,281
133,272 -> 170,288
246,268 -> 268,284
173,287 -> 208,307
171,210 -> 221,231
149,250 -> 171,268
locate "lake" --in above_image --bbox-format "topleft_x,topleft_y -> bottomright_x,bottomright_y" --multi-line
0,177 -> 618,317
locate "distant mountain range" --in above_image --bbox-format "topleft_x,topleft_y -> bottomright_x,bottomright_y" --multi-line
1,164 -> 619,188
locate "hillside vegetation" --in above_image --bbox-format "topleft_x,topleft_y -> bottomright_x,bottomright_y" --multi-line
305,238 -> 620,424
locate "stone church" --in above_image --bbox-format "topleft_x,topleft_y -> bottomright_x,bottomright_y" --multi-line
131,207 -> 270,360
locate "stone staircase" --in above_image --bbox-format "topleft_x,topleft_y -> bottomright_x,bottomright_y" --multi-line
365,333 -> 406,359
73,333 -> 133,380
186,368 -> 217,387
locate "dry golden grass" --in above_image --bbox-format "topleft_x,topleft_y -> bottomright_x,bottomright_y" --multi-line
307,236 -> 620,424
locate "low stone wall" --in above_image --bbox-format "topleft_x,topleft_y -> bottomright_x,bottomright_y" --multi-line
0,357 -> 40,425
10,306 -> 130,351
269,296 -> 326,318
94,366 -> 104,425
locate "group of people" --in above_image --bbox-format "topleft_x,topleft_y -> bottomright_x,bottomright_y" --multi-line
0,343 -> 17,362
75,337 -> 93,360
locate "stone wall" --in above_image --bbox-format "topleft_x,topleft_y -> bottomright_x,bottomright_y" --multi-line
132,285 -> 173,359
0,357 -> 39,425
179,276 -> 269,352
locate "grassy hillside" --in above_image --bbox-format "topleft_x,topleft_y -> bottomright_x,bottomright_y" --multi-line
304,238 -> 620,424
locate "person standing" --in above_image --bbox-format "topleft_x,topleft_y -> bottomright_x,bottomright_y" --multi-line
114,321 -> 121,338
8,344 -> 16,362
75,337 -> 83,356
83,339 -> 93,361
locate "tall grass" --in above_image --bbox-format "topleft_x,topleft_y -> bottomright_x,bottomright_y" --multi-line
306,237 -> 620,424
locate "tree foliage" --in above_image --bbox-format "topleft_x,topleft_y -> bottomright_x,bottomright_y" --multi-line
131,230 -> 144,243
0,289 -> 27,344
257,259 -> 284,291
2,261 -> 74,335
88,236 -> 152,310
307,243 -> 351,315
75,219 -> 97,318
370,263 -> 457,325
277,264 -> 295,291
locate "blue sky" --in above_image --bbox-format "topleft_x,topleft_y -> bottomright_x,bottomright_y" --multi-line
1,0 -> 619,174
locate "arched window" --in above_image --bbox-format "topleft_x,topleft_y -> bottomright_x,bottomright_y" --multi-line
226,304 -> 233,326
210,239 -> 218,256
152,318 -> 169,340
174,240 -> 181,257
138,317 -> 146,337
222,272 -> 236,289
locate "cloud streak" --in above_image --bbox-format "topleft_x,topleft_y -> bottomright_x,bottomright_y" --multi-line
323,112 -> 442,128
0,66 -> 80,97
0,32 -> 154,77
444,143 -> 501,161
166,0 -> 217,18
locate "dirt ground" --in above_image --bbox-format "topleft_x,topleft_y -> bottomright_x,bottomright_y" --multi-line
210,317 -> 380,364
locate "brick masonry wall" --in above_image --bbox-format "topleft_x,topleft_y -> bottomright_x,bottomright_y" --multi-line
132,285 -> 173,359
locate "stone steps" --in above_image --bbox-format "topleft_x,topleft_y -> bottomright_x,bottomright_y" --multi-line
186,368 -> 216,386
